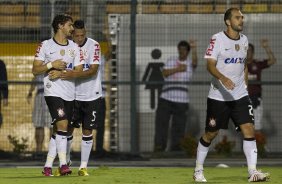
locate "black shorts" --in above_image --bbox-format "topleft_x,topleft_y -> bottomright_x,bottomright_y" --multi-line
45,96 -> 74,125
70,98 -> 103,130
205,96 -> 254,132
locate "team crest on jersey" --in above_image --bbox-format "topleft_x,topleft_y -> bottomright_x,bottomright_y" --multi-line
46,82 -> 51,88
209,118 -> 216,127
60,49 -> 65,56
68,49 -> 75,58
235,44 -> 240,51
57,108 -> 65,117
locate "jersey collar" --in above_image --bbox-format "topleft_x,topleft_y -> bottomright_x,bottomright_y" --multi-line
223,31 -> 240,41
52,37 -> 69,46
79,38 -> 88,47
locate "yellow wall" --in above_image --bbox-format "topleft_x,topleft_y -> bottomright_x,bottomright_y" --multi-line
0,42 -> 109,56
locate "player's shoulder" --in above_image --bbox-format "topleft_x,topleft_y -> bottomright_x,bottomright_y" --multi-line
210,31 -> 224,39
239,33 -> 248,42
87,37 -> 99,44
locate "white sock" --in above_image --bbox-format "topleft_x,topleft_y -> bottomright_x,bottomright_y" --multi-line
195,138 -> 210,171
56,131 -> 67,167
243,139 -> 257,174
44,135 -> 57,168
80,134 -> 93,169
66,135 -> 73,164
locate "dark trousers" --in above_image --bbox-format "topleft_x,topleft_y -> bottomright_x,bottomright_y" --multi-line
154,98 -> 189,151
96,97 -> 106,152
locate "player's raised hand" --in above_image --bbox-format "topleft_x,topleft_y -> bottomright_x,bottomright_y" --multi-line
189,39 -> 197,48
51,59 -> 66,70
48,70 -> 62,80
219,76 -> 235,90
260,39 -> 269,49
60,70 -> 74,80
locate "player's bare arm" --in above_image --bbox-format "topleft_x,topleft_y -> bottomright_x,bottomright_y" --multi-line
260,39 -> 277,66
60,64 -> 99,80
162,64 -> 186,78
48,70 -> 62,80
244,63 -> 248,87
189,39 -> 198,68
26,76 -> 36,104
32,59 -> 66,75
207,58 -> 235,90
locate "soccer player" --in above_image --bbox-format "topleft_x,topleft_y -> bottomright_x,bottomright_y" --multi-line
32,14 -> 83,176
193,8 -> 270,182
247,39 -> 276,133
58,19 -> 102,176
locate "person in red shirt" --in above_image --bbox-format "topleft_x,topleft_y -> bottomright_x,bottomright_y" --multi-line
247,39 -> 276,134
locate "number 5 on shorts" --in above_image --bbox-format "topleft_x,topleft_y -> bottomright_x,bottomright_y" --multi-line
248,105 -> 254,120
91,111 -> 96,122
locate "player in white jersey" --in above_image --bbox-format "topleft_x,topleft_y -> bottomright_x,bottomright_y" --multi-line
192,8 -> 269,183
52,20 -> 102,176
32,14 -> 83,176
155,40 -> 198,152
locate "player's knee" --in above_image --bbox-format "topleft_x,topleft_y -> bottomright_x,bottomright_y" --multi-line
240,123 -> 255,138
82,128 -> 92,136
204,131 -> 219,142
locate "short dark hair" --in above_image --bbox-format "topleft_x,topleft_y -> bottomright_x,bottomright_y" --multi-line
224,7 -> 240,26
52,14 -> 73,33
177,40 -> 190,52
74,19 -> 85,29
248,43 -> 254,52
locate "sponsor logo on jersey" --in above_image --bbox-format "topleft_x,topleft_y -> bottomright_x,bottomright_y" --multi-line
60,49 -> 65,56
224,57 -> 246,64
93,44 -> 100,62
83,63 -> 90,69
206,38 -> 216,56
235,44 -> 240,51
35,42 -> 43,57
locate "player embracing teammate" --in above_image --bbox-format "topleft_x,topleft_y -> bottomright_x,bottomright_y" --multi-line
33,14 -> 102,177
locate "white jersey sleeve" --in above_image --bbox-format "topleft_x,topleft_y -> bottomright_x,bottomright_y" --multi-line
34,41 -> 47,62
204,34 -> 220,61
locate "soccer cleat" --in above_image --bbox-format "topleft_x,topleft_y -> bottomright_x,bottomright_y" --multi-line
78,168 -> 89,176
42,167 -> 53,176
193,170 -> 207,182
54,161 -> 72,176
54,167 -> 61,176
248,170 -> 270,182
59,164 -> 72,175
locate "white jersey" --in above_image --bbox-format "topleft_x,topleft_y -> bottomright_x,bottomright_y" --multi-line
204,31 -> 249,101
160,56 -> 194,103
75,38 -> 102,101
34,38 -> 82,101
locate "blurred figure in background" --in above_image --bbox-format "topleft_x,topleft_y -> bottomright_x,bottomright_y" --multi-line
154,40 -> 198,152
247,39 -> 276,133
27,75 -> 52,154
0,59 -> 8,128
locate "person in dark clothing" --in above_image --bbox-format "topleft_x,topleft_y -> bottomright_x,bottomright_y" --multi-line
0,59 -> 8,127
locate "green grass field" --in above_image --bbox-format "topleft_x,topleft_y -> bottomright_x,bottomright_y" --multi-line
0,167 -> 280,184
